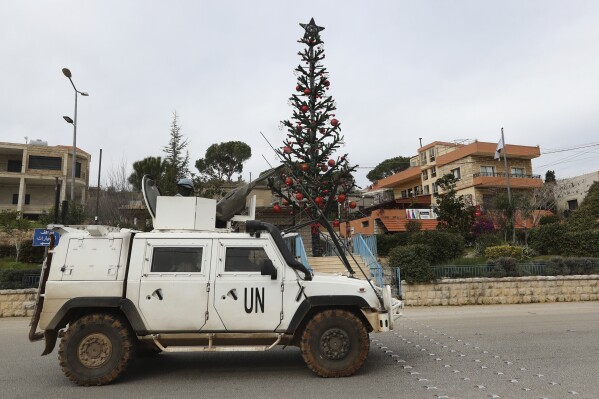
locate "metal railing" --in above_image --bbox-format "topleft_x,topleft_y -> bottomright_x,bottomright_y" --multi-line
473,172 -> 541,179
22,274 -> 41,288
431,263 -> 550,279
353,233 -> 383,287
283,234 -> 311,271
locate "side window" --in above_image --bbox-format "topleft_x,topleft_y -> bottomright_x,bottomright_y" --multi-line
151,247 -> 203,273
225,247 -> 269,273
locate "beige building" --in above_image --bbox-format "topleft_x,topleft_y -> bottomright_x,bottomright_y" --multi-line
553,171 -> 599,215
349,139 -> 543,234
0,141 -> 91,218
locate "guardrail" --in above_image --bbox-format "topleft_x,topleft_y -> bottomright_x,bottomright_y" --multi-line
353,233 -> 383,287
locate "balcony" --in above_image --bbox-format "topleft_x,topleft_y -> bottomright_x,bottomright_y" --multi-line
472,172 -> 543,188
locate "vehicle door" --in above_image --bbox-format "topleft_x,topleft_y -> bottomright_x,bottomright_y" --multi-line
138,239 -> 211,331
212,239 -> 283,331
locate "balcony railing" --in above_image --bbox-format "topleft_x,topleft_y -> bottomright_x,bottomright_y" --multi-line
473,172 -> 541,179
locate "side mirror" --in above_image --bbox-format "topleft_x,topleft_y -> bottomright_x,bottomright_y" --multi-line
261,260 -> 277,280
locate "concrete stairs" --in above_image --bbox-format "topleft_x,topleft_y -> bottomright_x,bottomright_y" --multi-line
307,255 -> 372,281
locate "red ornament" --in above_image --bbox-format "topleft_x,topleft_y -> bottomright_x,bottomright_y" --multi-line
301,105 -> 309,113
285,177 -> 293,186
273,204 -> 282,213
324,80 -> 330,87
295,192 -> 304,201
282,199 -> 289,206
332,220 -> 340,228
315,196 -> 324,205
337,194 -> 346,203
331,118 -> 339,126
301,163 -> 309,171
283,146 -> 292,154
304,88 -> 311,95
319,128 -> 325,134
296,85 -> 302,91
321,165 -> 328,172
323,189 -> 329,194
349,201 -> 357,209
327,159 -> 335,167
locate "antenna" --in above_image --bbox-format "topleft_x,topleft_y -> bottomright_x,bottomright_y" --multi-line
24,136 -> 28,144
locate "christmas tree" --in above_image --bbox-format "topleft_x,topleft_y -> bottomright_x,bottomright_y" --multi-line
270,18 -> 357,257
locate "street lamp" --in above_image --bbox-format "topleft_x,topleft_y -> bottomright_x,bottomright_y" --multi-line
62,67 -> 89,202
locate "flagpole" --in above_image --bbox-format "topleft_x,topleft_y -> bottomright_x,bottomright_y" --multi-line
500,127 -> 515,243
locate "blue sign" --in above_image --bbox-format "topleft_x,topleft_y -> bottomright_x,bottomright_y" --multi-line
32,229 -> 60,247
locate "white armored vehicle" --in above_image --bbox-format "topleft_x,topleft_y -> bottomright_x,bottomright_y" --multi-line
29,177 -> 401,386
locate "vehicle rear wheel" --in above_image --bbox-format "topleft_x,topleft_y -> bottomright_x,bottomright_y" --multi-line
300,309 -> 370,377
58,313 -> 134,386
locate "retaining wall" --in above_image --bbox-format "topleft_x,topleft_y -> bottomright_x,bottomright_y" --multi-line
402,275 -> 599,306
0,289 -> 36,317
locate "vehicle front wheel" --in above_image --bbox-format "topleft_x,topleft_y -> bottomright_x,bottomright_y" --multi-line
58,313 -> 134,386
300,309 -> 370,377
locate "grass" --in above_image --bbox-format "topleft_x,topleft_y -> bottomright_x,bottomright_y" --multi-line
0,257 -> 41,270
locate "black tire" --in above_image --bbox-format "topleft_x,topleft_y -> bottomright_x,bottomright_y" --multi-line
300,309 -> 370,378
58,313 -> 134,386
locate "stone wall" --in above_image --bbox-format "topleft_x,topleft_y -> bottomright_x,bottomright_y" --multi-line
402,275 -> 599,306
0,289 -> 36,317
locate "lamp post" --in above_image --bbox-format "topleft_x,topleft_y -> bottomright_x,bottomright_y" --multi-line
62,68 -> 88,202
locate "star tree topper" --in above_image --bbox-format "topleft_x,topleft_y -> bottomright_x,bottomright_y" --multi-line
300,17 -> 324,38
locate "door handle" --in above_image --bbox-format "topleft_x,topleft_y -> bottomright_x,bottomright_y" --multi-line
152,288 -> 163,300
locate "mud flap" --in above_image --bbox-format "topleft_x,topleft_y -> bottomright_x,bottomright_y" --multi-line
41,330 -> 58,356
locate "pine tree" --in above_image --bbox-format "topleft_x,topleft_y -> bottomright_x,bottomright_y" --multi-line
163,111 -> 190,182
270,18 -> 357,256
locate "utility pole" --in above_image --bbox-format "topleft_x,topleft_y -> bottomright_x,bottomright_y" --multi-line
500,128 -> 515,243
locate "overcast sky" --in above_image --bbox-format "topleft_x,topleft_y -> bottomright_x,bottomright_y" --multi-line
2,0 -> 598,188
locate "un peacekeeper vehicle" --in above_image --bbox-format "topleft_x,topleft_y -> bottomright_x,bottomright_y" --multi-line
29,176 -> 401,386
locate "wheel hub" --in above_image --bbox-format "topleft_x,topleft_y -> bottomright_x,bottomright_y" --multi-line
78,333 -> 112,368
320,328 -> 350,360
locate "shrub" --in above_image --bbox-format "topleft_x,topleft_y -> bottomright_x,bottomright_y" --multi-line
539,214 -> 560,225
529,223 -> 566,255
541,256 -> 599,276
561,230 -> 599,257
0,267 -> 42,289
471,216 -> 495,238
408,231 -> 464,264
388,244 -> 435,283
485,245 -> 526,261
405,220 -> 422,233
376,233 -> 410,256
0,242 -> 44,264
487,257 -> 521,277
473,232 -> 504,256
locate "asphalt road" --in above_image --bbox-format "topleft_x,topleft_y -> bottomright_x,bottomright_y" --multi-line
1,302 -> 597,399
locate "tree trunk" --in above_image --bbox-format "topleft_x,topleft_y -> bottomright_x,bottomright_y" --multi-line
311,232 -> 321,257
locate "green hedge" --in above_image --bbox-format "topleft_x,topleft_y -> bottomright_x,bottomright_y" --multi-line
0,268 -> 42,289
388,244 -> 435,283
376,233 -> 410,256
529,223 -> 566,255
0,242 -> 45,264
407,231 -> 464,264
540,257 -> 599,275
485,245 -> 526,260
530,224 -> 599,257
486,257 -> 522,277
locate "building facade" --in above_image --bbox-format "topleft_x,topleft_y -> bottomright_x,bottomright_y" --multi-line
0,141 -> 91,218
553,171 -> 599,215
347,140 -> 542,234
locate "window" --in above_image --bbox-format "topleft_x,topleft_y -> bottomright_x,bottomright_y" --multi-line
511,167 -> 524,177
407,188 -> 413,197
567,199 -> 578,211
480,166 -> 495,176
420,152 -> 427,165
429,148 -> 436,161
422,170 -> 428,180
431,166 -> 437,178
151,247 -> 203,273
423,185 -> 430,195
361,221 -> 369,228
432,182 -> 438,194
75,162 -> 82,178
28,155 -> 61,170
225,247 -> 269,273
451,167 -> 461,179
401,190 -> 407,198
414,186 -> 421,196
7,160 -> 22,172
12,194 -> 30,205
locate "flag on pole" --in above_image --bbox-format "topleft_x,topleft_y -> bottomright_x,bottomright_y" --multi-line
494,136 -> 504,160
